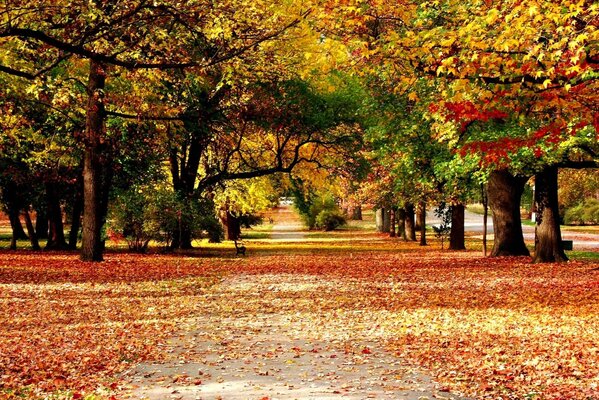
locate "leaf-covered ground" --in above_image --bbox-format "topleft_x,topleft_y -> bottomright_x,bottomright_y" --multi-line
0,211 -> 598,399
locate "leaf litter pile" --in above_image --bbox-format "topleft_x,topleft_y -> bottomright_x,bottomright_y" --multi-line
0,244 -> 598,399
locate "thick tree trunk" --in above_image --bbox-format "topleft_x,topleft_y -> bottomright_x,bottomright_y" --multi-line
45,183 -> 67,250
449,203 -> 466,250
81,61 -> 107,262
488,170 -> 530,257
23,210 -> 40,250
351,204 -> 362,220
418,201 -> 427,246
533,166 -> 567,263
389,208 -> 396,237
396,208 -> 407,240
404,203 -> 416,241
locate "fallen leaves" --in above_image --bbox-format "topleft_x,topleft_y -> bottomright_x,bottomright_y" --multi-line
0,244 -> 598,399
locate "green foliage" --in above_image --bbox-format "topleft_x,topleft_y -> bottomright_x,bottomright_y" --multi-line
314,209 -> 347,231
563,199 -> 599,226
432,203 -> 452,249
108,185 -> 223,251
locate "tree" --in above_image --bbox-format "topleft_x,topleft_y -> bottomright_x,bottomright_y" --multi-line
1,0 -> 310,260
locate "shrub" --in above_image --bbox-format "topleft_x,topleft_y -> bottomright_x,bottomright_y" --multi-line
109,185 -> 223,251
563,198 -> 599,225
314,209 -> 346,231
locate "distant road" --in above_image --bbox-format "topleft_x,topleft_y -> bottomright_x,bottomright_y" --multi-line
427,209 -> 599,250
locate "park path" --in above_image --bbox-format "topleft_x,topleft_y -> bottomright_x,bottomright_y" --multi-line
269,206 -> 307,241
120,206 -> 470,400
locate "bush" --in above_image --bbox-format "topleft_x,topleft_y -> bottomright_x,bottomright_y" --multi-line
109,185 -> 223,251
563,198 -> 599,225
314,209 -> 346,231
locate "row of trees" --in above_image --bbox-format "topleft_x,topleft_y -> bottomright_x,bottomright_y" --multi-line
1,1 -> 597,263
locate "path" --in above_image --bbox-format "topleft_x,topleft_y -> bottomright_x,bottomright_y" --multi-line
269,206 -> 307,241
120,206 -> 471,400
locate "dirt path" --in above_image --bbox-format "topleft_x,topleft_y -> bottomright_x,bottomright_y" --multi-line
120,207 -> 471,399
121,274 -> 470,400
269,206 -> 307,241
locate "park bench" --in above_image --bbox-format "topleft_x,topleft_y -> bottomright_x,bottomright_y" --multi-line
234,238 -> 246,256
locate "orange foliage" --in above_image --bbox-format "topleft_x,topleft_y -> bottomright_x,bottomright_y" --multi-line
0,246 -> 598,399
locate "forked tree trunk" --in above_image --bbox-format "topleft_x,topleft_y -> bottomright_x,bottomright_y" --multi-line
389,208 -> 396,237
404,203 -> 416,241
396,208 -> 407,240
533,166 -> 567,263
8,208 -> 27,241
81,61 -> 107,261
449,203 -> 466,250
488,170 -> 530,257
23,209 -> 40,250
418,201 -> 427,246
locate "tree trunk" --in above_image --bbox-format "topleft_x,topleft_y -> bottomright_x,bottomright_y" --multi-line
351,204 -> 362,220
533,166 -> 567,263
488,169 -> 530,257
68,180 -> 83,249
35,209 -> 48,239
375,208 -> 384,232
404,203 -> 416,241
23,209 -> 41,251
226,211 -> 241,240
482,184 -> 488,257
382,208 -> 391,233
396,208 -> 407,240
389,208 -> 396,237
81,60 -> 107,262
8,207 -> 27,240
45,183 -> 67,250
449,203 -> 466,250
418,201 -> 427,246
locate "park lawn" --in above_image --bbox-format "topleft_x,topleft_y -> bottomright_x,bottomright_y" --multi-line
0,236 -> 597,399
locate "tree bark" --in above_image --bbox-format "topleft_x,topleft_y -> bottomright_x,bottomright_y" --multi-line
35,209 -> 48,239
8,208 -> 27,240
404,203 -> 416,241
418,201 -> 427,246
382,208 -> 391,233
396,208 -> 407,240
68,179 -> 83,249
23,209 -> 40,250
533,166 -> 568,263
389,208 -> 396,237
488,169 -> 530,257
45,183 -> 67,250
351,204 -> 362,220
226,211 -> 241,240
375,208 -> 384,232
449,203 -> 466,250
482,184 -> 488,257
81,60 -> 107,261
